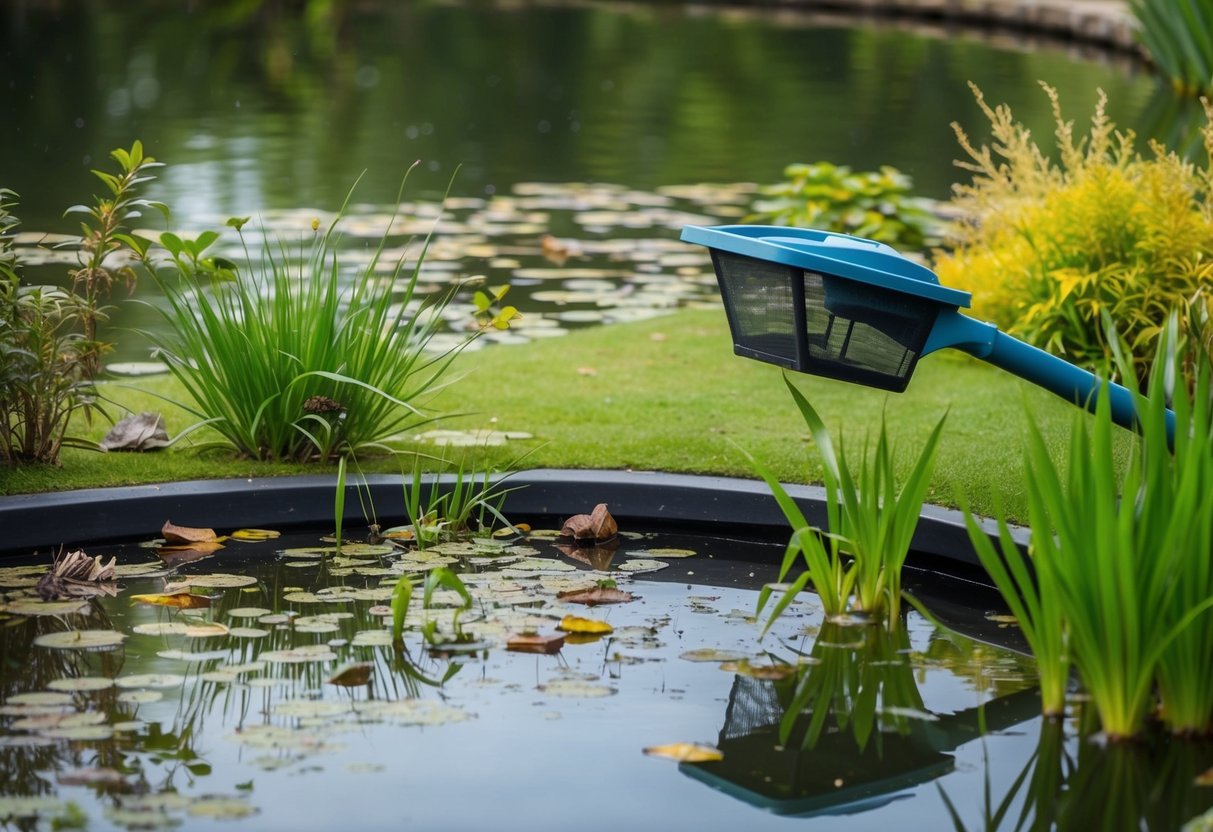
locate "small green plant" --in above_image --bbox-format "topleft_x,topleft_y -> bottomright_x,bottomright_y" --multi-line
0,145 -> 163,465
142,169 -> 517,463
936,84 -> 1213,381
398,446 -> 530,546
748,161 -> 940,250
969,308 -> 1213,739
1130,0 -> 1213,96
64,140 -> 167,378
750,372 -> 945,627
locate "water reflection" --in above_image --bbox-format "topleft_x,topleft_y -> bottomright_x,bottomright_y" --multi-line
681,621 -> 1040,817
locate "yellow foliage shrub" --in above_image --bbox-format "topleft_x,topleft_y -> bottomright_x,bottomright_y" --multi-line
934,83 -> 1213,379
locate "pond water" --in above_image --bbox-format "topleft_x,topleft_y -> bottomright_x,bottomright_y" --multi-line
4,1 -> 1209,364
1,525 -> 1211,830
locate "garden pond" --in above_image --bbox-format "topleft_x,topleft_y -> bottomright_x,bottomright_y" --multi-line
2,524 -> 1212,830
5,1 -> 1212,365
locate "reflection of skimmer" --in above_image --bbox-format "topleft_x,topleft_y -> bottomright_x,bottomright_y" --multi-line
679,630 -> 1040,817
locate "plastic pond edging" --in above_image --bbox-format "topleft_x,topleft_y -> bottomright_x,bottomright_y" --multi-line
0,469 -> 1026,568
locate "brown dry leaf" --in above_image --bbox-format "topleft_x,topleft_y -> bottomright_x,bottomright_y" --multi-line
558,615 -> 613,635
1196,766 -> 1213,786
559,503 -> 618,541
328,662 -> 374,687
643,743 -> 723,763
130,593 -> 212,610
36,550 -> 117,600
557,586 -> 636,607
99,412 -> 170,452
161,521 -> 217,545
506,632 -> 566,654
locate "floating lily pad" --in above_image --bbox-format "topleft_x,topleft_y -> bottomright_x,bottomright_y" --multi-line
43,724 -> 115,741
615,559 -> 669,574
226,607 -> 274,619
3,599 -> 91,616
629,547 -> 697,558
117,690 -> 164,705
9,691 -> 74,706
47,676 -> 115,692
228,627 -> 270,639
678,648 -> 751,663
538,679 -> 615,698
261,646 -> 339,664
182,574 -> 258,589
116,673 -> 186,689
187,797 -> 258,820
132,622 -> 189,636
34,629 -> 126,651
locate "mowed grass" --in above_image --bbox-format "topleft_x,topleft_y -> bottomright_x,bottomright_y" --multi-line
0,307 -> 1132,522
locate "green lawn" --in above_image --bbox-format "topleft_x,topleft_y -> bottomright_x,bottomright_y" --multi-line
0,307 -> 1131,523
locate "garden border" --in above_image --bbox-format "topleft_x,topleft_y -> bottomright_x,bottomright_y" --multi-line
0,469 -> 1025,568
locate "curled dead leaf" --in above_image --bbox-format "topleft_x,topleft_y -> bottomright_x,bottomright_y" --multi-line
643,743 -> 723,763
161,521 -> 217,545
36,550 -> 117,600
559,503 -> 618,542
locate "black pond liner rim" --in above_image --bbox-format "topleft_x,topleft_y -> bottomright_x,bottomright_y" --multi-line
0,468 -> 1027,570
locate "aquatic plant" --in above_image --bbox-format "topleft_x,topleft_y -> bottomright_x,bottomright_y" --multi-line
1131,0 -> 1213,96
963,506 -> 1070,718
751,372 -> 944,626
748,161 -> 940,250
936,84 -> 1213,381
970,308 -> 1213,739
142,168 -> 516,463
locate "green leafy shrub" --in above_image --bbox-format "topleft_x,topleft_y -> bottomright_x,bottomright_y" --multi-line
0,145 -> 162,465
1131,0 -> 1213,96
748,162 -> 940,250
936,84 -> 1213,382
142,173 -> 517,463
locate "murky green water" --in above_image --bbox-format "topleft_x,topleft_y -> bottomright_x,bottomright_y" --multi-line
2,526 -> 1211,830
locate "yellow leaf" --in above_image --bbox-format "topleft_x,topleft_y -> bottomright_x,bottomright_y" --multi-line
643,743 -> 723,763
230,529 -> 281,542
558,615 -> 613,635
131,593 -> 212,610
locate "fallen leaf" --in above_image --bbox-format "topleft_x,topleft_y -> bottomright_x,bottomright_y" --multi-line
130,593 -> 212,610
229,529 -> 281,542
506,632 -> 566,654
99,412 -> 170,452
36,549 -> 117,600
558,615 -> 613,635
157,548 -> 219,567
328,662 -> 374,687
559,503 -> 618,542
577,366 -> 598,377
1196,767 -> 1213,786
161,520 -> 217,545
643,743 -> 723,763
557,586 -> 636,606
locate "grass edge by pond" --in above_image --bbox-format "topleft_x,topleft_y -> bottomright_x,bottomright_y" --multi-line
0,307 -> 1133,523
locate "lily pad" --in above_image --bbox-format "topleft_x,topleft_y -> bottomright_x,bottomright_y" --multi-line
47,676 -> 116,692
34,629 -> 127,651
116,673 -> 186,689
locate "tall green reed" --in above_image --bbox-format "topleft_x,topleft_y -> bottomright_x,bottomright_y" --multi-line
142,168 -> 515,462
750,372 -> 945,627
969,307 -> 1213,738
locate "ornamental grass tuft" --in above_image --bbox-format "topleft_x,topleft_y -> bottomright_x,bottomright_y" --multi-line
140,170 -> 514,463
